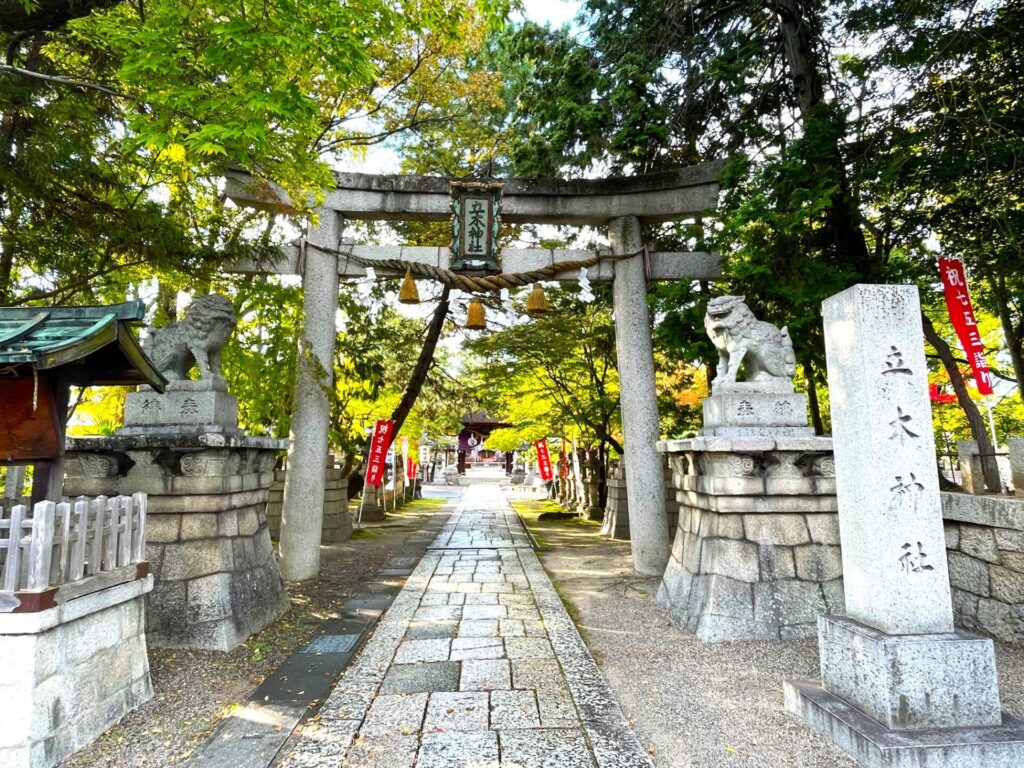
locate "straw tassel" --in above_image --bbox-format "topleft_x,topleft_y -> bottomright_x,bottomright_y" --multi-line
398,263 -> 420,304
525,283 -> 550,316
466,298 -> 486,330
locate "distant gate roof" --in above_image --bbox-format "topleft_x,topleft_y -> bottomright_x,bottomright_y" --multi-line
460,411 -> 510,430
0,300 -> 166,390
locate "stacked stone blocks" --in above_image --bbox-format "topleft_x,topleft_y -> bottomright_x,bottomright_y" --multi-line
266,466 -> 352,542
600,459 -> 677,540
0,577 -> 154,768
943,491 -> 1024,645
658,437 -> 840,641
600,463 -> 629,539
65,437 -> 290,651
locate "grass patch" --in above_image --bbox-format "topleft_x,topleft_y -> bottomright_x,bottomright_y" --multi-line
349,527 -> 385,539
509,496 -> 610,649
403,497 -> 446,510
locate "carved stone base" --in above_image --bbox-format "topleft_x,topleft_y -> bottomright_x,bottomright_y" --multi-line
703,391 -> 813,438
656,436 -> 840,641
121,379 -> 239,435
785,679 -> 1024,768
65,433 -> 289,651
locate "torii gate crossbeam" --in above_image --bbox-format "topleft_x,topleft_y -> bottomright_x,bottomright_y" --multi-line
225,162 -> 724,580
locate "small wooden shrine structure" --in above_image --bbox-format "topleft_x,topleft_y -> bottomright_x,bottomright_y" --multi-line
457,410 -> 510,473
0,300 -> 165,503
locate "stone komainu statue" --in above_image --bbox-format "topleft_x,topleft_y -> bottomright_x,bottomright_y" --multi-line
144,294 -> 236,380
705,295 -> 796,385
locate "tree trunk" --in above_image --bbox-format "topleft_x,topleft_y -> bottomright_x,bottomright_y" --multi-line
154,280 -> 178,325
388,284 -> 450,439
993,275 -> 1024,396
0,250 -> 13,305
772,0 -> 878,283
922,313 -> 1002,493
773,0 -> 824,116
803,357 -> 824,435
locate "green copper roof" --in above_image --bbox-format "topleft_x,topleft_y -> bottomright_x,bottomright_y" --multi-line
0,300 -> 166,390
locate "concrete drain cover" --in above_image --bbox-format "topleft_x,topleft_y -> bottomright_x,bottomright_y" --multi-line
302,633 -> 360,654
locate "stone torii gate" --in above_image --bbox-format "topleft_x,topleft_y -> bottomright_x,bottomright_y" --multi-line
225,162 -> 724,580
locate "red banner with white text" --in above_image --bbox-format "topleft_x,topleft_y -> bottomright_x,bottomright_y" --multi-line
366,419 -> 395,487
938,258 -> 993,395
534,440 -> 553,482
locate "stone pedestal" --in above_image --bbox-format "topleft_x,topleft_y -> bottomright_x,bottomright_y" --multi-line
818,615 -> 1000,730
600,460 -> 678,540
65,433 -> 289,651
0,577 -> 153,768
786,284 -> 1024,768
600,464 -> 629,539
582,477 -> 604,521
1010,438 -> 1024,496
703,381 -> 814,438
357,483 -> 388,523
266,466 -> 352,542
657,436 -> 839,641
121,379 -> 238,434
959,440 -> 990,494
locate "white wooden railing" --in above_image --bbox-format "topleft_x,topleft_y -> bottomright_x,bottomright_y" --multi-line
0,494 -> 147,595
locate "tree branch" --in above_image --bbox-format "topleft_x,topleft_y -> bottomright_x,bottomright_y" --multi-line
0,63 -> 130,100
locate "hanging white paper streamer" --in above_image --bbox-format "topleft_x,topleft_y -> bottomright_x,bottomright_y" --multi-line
578,267 -> 595,303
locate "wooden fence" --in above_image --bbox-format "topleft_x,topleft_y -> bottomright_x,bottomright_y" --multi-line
0,494 -> 147,595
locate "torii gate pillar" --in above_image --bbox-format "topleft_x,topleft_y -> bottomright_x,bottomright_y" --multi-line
610,216 -> 670,575
279,213 -> 342,581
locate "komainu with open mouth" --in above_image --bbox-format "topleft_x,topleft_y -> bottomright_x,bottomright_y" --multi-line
144,294 -> 236,381
704,295 -> 796,386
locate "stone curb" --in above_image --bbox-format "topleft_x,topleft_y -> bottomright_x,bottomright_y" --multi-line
517,519 -> 653,768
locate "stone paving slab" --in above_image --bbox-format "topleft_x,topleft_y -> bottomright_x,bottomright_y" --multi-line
274,484 -> 652,768
182,507 -> 454,768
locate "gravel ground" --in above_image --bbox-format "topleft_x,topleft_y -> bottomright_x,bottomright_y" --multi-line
512,496 -> 1024,768
60,500 -> 446,768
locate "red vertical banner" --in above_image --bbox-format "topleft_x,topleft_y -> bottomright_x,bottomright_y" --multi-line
938,258 -> 993,395
366,419 -> 395,487
534,439 -> 553,481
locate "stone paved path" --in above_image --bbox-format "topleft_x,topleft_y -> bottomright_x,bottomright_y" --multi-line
277,483 -> 652,768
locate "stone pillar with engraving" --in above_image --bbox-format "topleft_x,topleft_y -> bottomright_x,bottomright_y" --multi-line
657,296 -> 839,642
786,284 -> 1024,768
64,295 -> 289,651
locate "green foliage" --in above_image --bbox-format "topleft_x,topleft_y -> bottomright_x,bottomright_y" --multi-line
1,0 -> 507,309
465,284 -> 623,454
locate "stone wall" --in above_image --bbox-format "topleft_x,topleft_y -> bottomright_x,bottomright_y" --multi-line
599,458 -> 678,540
0,576 -> 153,768
943,492 -> 1024,644
657,436 -> 840,642
265,467 -> 352,542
